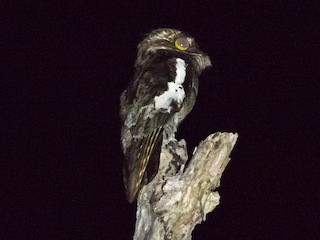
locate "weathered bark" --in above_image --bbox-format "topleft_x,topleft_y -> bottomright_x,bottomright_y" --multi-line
134,132 -> 238,240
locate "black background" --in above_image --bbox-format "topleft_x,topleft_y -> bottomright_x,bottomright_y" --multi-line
2,1 -> 320,239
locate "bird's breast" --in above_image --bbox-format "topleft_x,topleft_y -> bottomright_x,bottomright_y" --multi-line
154,58 -> 187,113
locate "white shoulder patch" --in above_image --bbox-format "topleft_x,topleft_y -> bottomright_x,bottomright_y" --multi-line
175,58 -> 186,84
154,58 -> 186,112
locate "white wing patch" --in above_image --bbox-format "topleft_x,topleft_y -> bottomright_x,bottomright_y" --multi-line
154,58 -> 186,112
175,58 -> 186,84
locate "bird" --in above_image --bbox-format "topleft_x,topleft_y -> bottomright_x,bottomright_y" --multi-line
120,28 -> 211,203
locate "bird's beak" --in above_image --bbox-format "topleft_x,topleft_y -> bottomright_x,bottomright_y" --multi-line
189,50 -> 212,70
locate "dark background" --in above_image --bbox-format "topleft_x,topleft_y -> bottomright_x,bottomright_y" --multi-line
2,1 -> 319,239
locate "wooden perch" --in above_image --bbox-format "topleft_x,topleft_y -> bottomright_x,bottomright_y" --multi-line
134,132 -> 238,240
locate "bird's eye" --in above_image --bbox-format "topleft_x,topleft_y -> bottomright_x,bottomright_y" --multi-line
175,37 -> 190,51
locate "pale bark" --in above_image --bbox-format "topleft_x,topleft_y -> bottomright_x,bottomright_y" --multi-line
134,132 -> 238,240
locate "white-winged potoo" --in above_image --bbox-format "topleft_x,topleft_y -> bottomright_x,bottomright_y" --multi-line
120,28 -> 211,202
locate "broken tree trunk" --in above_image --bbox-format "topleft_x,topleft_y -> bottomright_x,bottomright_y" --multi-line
134,132 -> 238,240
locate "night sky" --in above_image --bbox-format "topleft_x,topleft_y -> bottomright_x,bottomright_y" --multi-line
3,1 -> 320,239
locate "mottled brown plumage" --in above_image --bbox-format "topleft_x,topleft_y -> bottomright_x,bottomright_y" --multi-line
120,28 -> 211,202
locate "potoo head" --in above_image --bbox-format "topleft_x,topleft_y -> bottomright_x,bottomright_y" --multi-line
135,28 -> 211,74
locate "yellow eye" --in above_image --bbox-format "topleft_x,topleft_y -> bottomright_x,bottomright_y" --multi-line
175,37 -> 190,51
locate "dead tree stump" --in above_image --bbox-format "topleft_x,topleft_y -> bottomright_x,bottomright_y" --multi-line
134,132 -> 238,240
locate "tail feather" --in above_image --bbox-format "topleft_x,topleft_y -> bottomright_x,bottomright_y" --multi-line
124,126 -> 163,202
